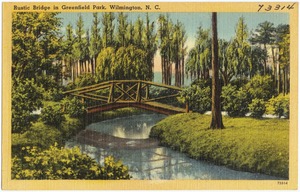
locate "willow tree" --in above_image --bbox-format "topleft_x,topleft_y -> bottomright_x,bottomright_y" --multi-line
210,12 -> 224,129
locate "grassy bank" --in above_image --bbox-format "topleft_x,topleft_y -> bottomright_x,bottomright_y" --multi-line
150,113 -> 289,178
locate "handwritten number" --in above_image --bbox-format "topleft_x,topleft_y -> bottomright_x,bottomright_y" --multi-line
258,3 -> 295,12
287,3 -> 295,10
257,4 -> 264,12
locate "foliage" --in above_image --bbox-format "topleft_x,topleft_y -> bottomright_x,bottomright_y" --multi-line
12,12 -> 62,86
43,87 -> 64,101
60,115 -> 83,141
62,97 -> 86,118
41,105 -> 65,127
150,113 -> 289,178
267,94 -> 289,118
248,99 -> 266,118
226,17 -> 251,79
12,122 -> 62,156
12,144 -> 131,180
221,85 -> 250,117
186,26 -> 211,80
244,75 -> 275,101
75,74 -> 97,88
12,78 -> 44,133
180,80 -> 211,113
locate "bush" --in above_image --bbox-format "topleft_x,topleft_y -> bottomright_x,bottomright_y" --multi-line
12,78 -> 43,133
180,83 -> 211,114
244,75 -> 275,101
60,115 -> 83,142
62,97 -> 86,118
221,85 -> 250,117
248,99 -> 266,118
41,105 -> 65,126
43,87 -> 63,101
12,122 -> 62,156
12,144 -> 131,180
267,94 -> 289,118
75,74 -> 97,88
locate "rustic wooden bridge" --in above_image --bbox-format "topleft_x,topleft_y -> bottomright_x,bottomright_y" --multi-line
63,80 -> 188,115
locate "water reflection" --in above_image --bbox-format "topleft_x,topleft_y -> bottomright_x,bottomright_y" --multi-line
66,113 -> 283,180
86,114 -> 166,139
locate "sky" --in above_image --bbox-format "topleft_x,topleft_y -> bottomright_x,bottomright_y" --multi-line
59,12 -> 289,71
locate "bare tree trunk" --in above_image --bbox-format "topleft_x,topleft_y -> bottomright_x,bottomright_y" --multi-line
210,12 -> 224,129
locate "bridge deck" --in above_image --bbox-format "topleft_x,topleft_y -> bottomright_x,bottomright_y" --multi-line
87,101 -> 186,115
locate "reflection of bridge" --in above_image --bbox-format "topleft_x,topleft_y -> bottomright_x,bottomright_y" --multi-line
64,80 -> 188,115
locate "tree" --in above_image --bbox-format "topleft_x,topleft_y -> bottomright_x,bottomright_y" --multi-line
90,13 -> 102,75
210,12 -> 224,129
102,13 -> 115,48
249,21 -> 275,75
12,78 -> 43,133
12,12 -> 62,87
227,17 -> 251,80
186,26 -> 211,81
143,13 -> 157,81
158,14 -> 173,85
116,12 -> 129,48
276,24 -> 290,95
62,24 -> 75,82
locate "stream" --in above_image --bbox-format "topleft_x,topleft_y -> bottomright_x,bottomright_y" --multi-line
65,113 -> 283,180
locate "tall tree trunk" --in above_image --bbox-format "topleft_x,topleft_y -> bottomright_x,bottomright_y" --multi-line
210,12 -> 224,129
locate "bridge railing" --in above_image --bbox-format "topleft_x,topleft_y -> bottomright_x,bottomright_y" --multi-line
63,80 -> 188,113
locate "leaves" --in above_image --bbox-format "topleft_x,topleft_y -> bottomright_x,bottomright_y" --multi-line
12,145 -> 131,180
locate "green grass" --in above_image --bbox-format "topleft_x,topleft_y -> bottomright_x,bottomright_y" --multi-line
150,113 -> 289,178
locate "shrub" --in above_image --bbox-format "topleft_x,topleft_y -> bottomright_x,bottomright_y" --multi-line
75,74 -> 97,88
12,144 -> 131,180
221,85 -> 250,117
267,94 -> 289,118
248,99 -> 266,118
244,75 -> 275,101
43,87 -> 63,101
12,122 -> 62,156
62,97 -> 86,118
12,78 -> 43,133
60,115 -> 83,142
180,83 -> 211,114
41,105 -> 65,127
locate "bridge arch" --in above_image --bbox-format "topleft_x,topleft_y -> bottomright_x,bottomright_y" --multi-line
63,80 -> 189,115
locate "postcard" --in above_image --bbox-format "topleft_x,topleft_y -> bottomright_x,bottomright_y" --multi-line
2,1 -> 298,190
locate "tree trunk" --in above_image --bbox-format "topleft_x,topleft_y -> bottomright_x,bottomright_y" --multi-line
210,12 -> 224,129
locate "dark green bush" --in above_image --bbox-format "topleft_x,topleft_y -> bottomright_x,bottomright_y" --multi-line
244,75 -> 275,101
221,85 -> 250,117
12,78 -> 43,133
75,74 -> 97,88
62,97 -> 86,118
267,94 -> 289,118
180,83 -> 211,114
41,105 -> 65,127
12,122 -> 62,156
12,144 -> 131,180
249,99 -> 266,118
43,87 -> 63,101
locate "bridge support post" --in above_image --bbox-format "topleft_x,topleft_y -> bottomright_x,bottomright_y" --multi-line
136,81 -> 141,102
185,101 -> 189,113
108,83 -> 114,103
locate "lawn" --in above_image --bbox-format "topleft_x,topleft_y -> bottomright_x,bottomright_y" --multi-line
150,113 -> 289,178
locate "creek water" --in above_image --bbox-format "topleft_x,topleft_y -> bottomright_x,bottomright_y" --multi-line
66,113 -> 283,180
